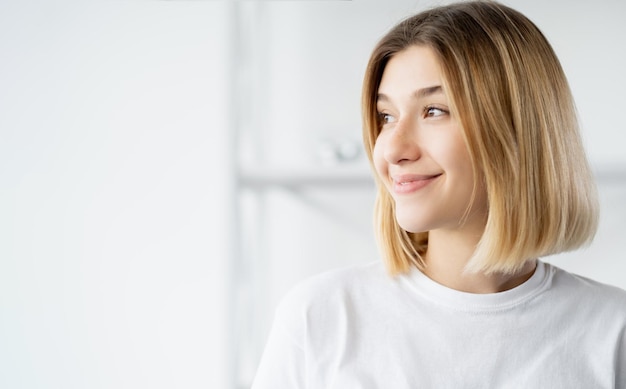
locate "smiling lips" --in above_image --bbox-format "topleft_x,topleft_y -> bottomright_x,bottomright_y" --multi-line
392,174 -> 442,194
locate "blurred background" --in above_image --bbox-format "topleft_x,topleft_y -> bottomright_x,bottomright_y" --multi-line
0,0 -> 624,388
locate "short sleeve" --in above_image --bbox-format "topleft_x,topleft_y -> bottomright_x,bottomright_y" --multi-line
250,298 -> 307,389
617,325 -> 626,388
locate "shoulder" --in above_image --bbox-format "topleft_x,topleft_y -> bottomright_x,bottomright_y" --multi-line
272,261 -> 391,333
546,262 -> 626,299
276,261 -> 388,314
545,262 -> 626,318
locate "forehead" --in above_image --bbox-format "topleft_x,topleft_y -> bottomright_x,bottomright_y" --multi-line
378,45 -> 444,98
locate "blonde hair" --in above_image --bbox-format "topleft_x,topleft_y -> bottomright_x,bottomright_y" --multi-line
362,1 -> 599,275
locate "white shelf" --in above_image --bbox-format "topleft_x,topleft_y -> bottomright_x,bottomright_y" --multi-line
593,167 -> 626,184
239,166 -> 375,188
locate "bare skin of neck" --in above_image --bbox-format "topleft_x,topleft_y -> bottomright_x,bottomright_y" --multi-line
422,227 -> 537,294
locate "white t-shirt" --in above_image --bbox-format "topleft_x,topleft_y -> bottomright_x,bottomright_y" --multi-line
251,260 -> 626,389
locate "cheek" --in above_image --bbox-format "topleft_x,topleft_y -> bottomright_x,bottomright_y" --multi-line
441,131 -> 473,175
447,138 -> 487,209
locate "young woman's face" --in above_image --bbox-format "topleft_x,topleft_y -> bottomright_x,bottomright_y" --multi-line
373,45 -> 487,234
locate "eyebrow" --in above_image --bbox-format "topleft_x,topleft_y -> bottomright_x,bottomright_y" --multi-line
377,85 -> 444,103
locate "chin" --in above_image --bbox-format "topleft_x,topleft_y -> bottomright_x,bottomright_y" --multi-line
395,216 -> 430,234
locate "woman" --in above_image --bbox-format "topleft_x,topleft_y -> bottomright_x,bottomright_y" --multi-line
252,1 -> 626,387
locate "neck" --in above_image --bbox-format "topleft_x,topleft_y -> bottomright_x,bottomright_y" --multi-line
422,229 -> 536,294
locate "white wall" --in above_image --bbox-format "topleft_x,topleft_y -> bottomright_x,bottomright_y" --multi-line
0,1 -> 230,388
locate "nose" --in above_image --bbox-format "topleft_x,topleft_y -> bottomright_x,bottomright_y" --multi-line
383,118 -> 421,165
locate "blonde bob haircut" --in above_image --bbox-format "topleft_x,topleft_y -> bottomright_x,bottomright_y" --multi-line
362,0 -> 599,275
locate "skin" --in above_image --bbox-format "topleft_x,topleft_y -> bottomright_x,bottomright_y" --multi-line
373,45 -> 535,293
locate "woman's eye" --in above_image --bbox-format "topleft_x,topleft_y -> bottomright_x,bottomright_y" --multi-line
424,106 -> 447,118
378,112 -> 396,124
